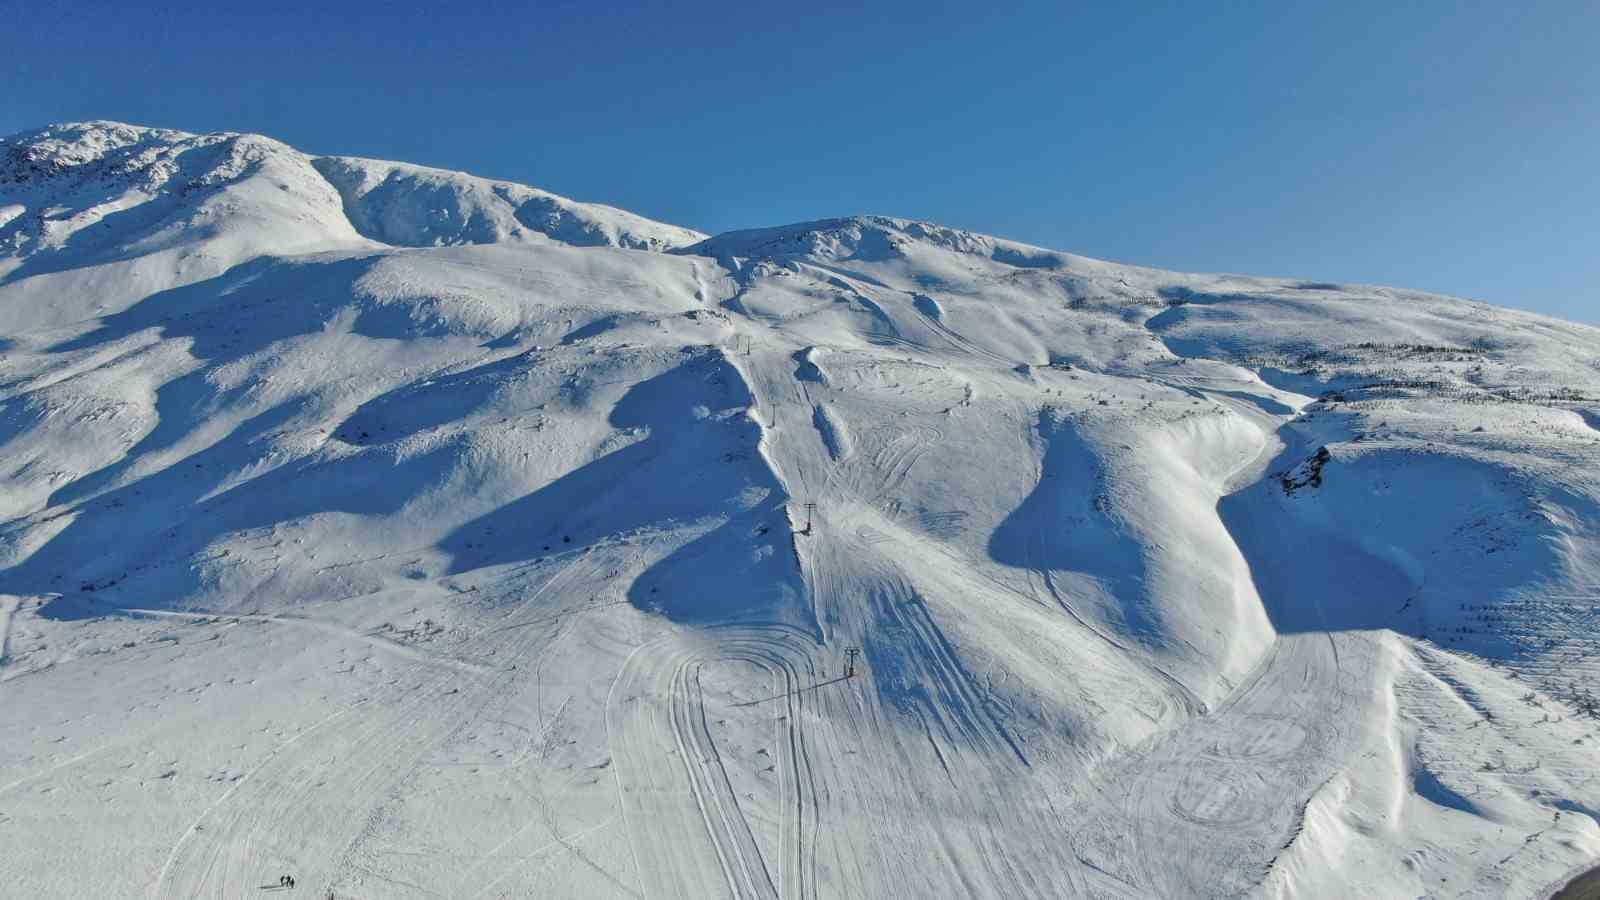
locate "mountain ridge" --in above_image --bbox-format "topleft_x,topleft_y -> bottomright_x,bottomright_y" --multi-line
1,120 -> 1597,899
10,120 -> 1598,334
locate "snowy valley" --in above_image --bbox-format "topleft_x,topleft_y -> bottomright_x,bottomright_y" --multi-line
1,121 -> 1598,898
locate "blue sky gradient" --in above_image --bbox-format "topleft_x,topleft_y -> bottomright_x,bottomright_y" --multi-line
3,0 -> 1595,323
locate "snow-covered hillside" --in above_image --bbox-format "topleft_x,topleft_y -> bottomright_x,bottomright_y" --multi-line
1,123 -> 1597,899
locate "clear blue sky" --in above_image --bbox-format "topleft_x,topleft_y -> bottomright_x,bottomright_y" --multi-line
3,0 -> 1596,324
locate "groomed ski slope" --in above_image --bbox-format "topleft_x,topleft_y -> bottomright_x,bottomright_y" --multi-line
1,122 -> 1598,898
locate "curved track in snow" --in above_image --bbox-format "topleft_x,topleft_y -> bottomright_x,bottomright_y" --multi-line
608,625 -> 823,900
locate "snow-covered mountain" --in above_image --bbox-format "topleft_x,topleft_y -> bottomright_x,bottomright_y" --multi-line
1,122 -> 1597,899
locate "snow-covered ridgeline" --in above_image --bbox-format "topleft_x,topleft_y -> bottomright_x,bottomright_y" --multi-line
0,121 -> 1597,899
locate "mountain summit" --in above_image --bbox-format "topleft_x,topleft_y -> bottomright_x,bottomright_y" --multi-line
2,122 -> 1598,899
0,121 -> 700,329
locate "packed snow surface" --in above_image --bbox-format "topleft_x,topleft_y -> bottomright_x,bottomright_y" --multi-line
1,122 -> 1598,899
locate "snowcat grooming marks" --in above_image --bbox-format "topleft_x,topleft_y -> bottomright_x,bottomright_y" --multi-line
608,626 -> 823,900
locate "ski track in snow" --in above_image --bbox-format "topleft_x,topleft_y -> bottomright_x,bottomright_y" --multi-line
151,549 -> 619,898
1101,631 -> 1369,897
608,626 -> 822,900
0,595 -> 18,668
120,607 -> 494,676
3,125 -> 1599,898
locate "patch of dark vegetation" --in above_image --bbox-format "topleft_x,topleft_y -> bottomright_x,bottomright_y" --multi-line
1236,341 -> 1494,373
1563,682 -> 1600,720
1332,381 -> 1600,406
1231,337 -> 1600,412
1301,342 -> 1492,366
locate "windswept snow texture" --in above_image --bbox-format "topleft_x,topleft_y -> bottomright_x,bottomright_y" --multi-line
2,126 -> 1600,899
311,156 -> 705,251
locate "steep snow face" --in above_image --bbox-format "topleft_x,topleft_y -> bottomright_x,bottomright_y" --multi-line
1,125 -> 1599,899
312,156 -> 705,251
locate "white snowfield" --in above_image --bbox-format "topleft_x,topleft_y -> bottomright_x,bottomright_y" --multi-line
0,122 -> 1597,899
